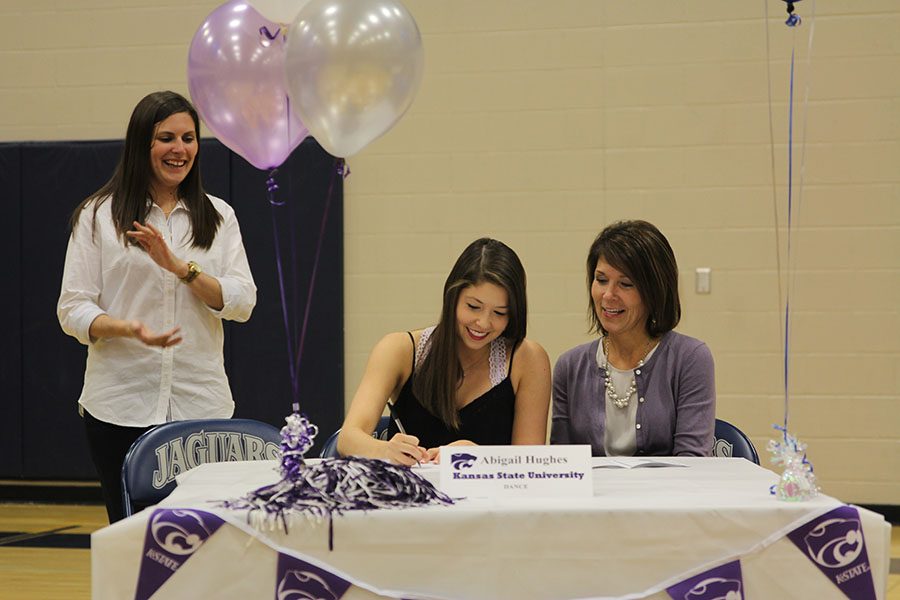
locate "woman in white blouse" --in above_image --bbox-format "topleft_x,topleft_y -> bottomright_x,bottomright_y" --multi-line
57,91 -> 256,522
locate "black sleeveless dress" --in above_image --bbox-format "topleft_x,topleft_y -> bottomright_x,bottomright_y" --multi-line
388,331 -> 517,447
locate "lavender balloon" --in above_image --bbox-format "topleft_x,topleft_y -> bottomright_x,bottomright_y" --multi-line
285,0 -> 424,157
188,0 -> 308,170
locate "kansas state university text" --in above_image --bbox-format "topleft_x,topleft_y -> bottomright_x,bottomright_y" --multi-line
453,471 -> 585,480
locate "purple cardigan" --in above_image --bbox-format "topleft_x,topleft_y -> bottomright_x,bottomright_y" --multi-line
551,331 -> 715,456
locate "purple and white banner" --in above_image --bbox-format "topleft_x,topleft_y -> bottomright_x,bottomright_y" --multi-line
275,552 -> 352,600
135,508 -> 225,600
786,505 -> 877,600
666,559 -> 743,600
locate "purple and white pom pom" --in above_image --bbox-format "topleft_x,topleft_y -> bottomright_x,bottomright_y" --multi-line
278,412 -> 318,479
223,456 -> 454,549
222,414 -> 454,549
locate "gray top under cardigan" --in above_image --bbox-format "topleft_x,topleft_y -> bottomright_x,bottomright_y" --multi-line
550,331 -> 716,456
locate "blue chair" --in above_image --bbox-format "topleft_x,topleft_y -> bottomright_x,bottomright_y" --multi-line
320,416 -> 391,458
121,418 -> 281,517
712,418 -> 760,464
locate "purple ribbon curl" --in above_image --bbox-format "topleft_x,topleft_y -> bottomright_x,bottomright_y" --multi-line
266,159 -> 346,414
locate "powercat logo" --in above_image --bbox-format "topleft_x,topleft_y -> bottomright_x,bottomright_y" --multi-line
450,452 -> 478,470
786,506 -> 877,600
135,509 -> 225,600
277,570 -> 340,600
802,517 -> 863,569
666,560 -> 743,600
683,577 -> 741,600
149,509 -> 219,558
276,553 -> 351,600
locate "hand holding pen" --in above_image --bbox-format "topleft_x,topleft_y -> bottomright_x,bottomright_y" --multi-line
384,401 -> 427,466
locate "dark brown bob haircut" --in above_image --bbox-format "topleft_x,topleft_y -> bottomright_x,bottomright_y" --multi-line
586,220 -> 680,338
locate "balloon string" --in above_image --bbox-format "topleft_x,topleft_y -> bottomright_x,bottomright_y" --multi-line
266,170 -> 300,411
782,0 -> 816,440
286,96 -> 301,359
763,0 -> 785,365
289,196 -> 300,368
783,44 -> 795,438
292,158 -> 346,390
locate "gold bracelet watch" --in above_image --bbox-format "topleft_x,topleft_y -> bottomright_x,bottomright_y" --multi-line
180,260 -> 202,283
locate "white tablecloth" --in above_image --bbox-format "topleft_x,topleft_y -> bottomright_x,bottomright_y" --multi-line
92,457 -> 890,600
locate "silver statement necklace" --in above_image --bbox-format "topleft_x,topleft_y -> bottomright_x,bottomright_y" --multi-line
602,337 -> 653,409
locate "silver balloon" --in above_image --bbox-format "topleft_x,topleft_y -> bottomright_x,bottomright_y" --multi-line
285,0 -> 424,157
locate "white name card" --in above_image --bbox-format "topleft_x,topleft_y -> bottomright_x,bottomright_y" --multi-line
438,445 -> 592,498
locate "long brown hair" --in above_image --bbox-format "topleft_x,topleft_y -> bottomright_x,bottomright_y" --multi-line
70,90 -> 221,248
586,220 -> 680,338
413,238 -> 528,429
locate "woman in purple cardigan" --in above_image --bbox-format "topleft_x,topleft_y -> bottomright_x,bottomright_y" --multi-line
551,220 -> 715,456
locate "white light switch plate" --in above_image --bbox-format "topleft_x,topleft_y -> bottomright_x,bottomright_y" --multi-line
695,268 -> 711,294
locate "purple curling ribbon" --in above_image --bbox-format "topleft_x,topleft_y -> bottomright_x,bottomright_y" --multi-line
266,159 -> 345,413
765,0 -> 817,500
779,0 -> 817,439
259,25 -> 283,41
783,1 -> 802,27
782,45 -> 796,438
266,169 -> 283,205
291,159 -> 345,402
266,168 -> 300,412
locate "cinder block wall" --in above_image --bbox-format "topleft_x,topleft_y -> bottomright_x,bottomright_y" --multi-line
2,1 -> 896,504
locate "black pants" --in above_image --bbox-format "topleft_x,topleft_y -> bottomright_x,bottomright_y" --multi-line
83,410 -> 152,523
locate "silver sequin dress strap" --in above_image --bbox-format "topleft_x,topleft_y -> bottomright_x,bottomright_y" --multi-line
488,336 -> 508,386
414,326 -> 436,367
416,326 -> 508,388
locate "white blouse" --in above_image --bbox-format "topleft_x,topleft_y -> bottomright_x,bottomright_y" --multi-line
57,195 -> 256,427
596,338 -> 659,456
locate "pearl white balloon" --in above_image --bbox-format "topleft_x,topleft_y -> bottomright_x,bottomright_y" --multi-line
284,0 -> 424,157
248,0 -> 311,24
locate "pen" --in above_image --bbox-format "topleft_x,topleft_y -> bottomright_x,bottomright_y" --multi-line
386,400 -> 407,434
386,400 -> 421,465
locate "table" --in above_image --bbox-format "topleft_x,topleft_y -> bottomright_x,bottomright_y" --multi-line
91,457 -> 891,600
